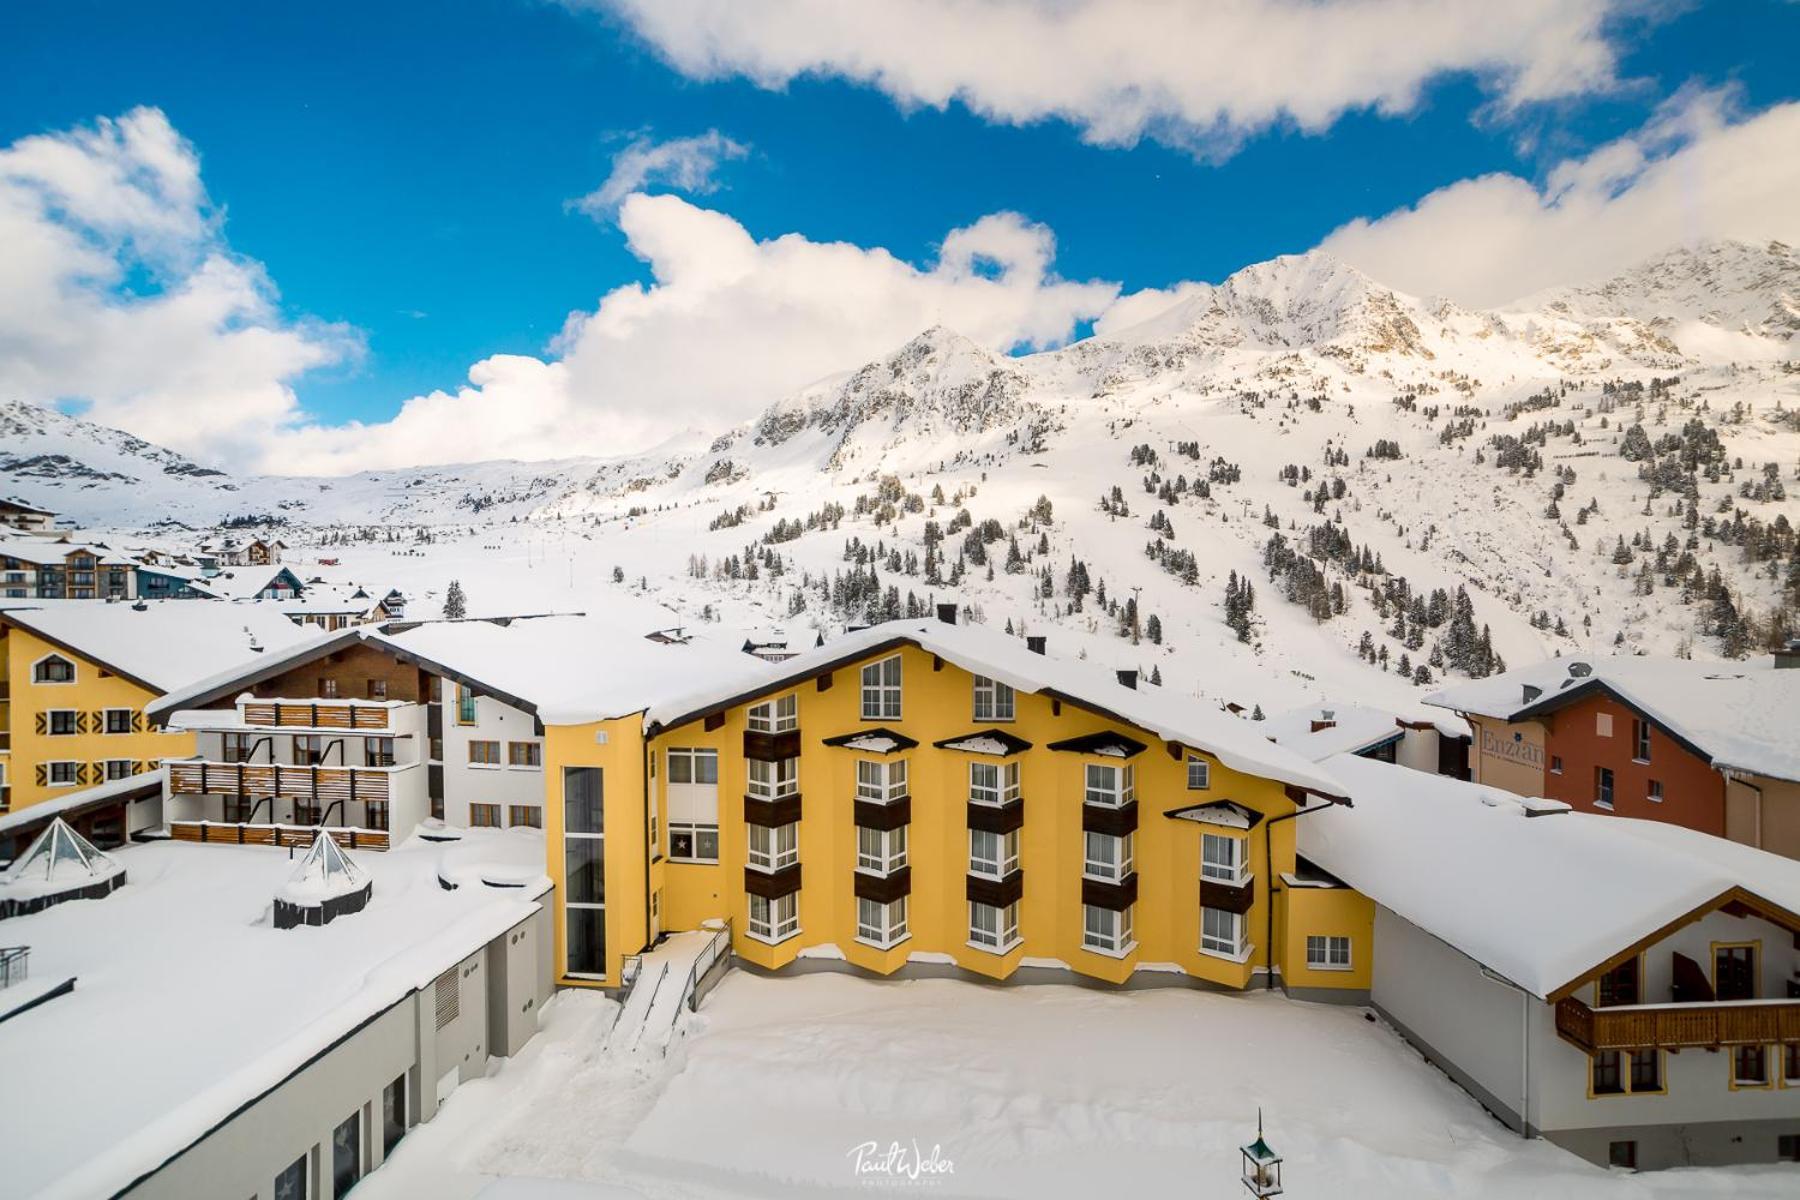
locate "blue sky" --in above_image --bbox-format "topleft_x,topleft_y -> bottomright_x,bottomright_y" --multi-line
2,1 -> 1797,471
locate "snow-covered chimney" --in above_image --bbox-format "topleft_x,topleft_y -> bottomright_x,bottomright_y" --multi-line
936,603 -> 957,625
1026,635 -> 1047,655
1776,638 -> 1800,670
1117,669 -> 1137,690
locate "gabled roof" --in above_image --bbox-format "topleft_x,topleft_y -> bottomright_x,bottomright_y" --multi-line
0,496 -> 55,516
646,619 -> 1344,798
820,729 -> 919,754
1426,655 -> 1800,784
1300,753 -> 1800,999
1,602 -> 315,694
1164,800 -> 1264,830
933,730 -> 1034,756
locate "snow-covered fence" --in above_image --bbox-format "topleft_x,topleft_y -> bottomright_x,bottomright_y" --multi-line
0,946 -> 27,990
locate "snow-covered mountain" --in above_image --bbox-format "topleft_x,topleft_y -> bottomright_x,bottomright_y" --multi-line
5,239 -> 1796,716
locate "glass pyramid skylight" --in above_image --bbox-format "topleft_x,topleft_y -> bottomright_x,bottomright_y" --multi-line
4,818 -> 119,885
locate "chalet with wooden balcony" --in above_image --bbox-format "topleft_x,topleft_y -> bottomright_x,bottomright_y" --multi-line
1302,752 -> 1800,1171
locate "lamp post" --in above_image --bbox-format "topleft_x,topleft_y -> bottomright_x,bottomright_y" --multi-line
1240,1109 -> 1283,1198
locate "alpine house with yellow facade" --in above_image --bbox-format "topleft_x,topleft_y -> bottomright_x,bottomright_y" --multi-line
539,607 -> 1360,1000
0,601 -> 311,822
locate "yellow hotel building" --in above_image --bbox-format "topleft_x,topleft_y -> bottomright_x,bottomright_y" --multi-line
539,611 -> 1373,1001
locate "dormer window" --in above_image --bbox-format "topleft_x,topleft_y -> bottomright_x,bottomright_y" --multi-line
748,694 -> 798,733
33,655 -> 75,684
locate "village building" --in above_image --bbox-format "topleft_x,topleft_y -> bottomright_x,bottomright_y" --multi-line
1261,700 -> 1471,775
1303,752 -> 1800,1169
1426,651 -> 1800,858
0,538 -> 137,600
0,603 -> 312,815
0,497 -> 57,533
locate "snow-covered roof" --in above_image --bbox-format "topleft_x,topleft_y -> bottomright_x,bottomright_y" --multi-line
0,830 -> 550,1200
649,618 -> 1345,797
1259,703 -> 1406,762
0,769 -> 164,840
375,614 -> 771,725
1,601 -> 316,693
190,565 -> 302,600
145,627 -> 358,719
1299,753 -> 1800,998
1426,655 -> 1800,784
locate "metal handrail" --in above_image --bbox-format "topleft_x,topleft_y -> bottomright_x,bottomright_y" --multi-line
681,919 -> 734,1013
0,946 -> 28,990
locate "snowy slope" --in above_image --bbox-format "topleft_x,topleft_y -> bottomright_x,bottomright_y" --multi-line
5,239 -> 1796,722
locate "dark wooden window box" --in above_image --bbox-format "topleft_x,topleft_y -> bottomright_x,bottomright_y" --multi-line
744,863 -> 803,899
968,798 -> 1025,834
743,729 -> 802,762
744,792 -> 802,827
1199,876 -> 1254,915
1081,800 -> 1139,836
967,869 -> 1024,908
1082,872 -> 1139,911
854,795 -> 911,830
854,866 -> 912,903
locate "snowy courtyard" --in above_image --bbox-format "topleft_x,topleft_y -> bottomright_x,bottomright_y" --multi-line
360,968 -> 1796,1199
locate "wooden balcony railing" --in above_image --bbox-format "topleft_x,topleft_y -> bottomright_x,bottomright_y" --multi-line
240,700 -> 394,730
169,821 -> 389,851
1556,995 -> 1800,1053
168,759 -> 399,803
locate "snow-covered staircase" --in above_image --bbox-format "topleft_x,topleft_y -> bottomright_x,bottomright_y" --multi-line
605,924 -> 732,1057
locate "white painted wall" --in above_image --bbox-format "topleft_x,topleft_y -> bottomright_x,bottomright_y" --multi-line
436,677 -> 544,828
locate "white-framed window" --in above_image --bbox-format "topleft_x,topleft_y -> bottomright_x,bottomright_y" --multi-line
1083,904 -> 1134,954
668,821 -> 719,863
748,892 -> 799,943
1305,935 -> 1352,970
747,694 -> 798,733
1201,833 -> 1248,885
969,827 -> 1020,878
32,654 -> 75,684
746,756 -> 799,800
1187,756 -> 1210,790
46,709 -> 78,736
747,821 -> 799,872
857,825 -> 908,874
1201,906 -> 1245,957
103,759 -> 135,781
856,896 -> 909,948
104,708 -> 134,735
1083,831 -> 1134,881
969,760 -> 1021,806
861,655 -> 903,720
1648,779 -> 1664,803
47,761 -> 80,787
856,758 -> 908,802
968,899 -> 1020,952
667,747 -> 719,785
1084,762 -> 1133,808
972,675 -> 1015,722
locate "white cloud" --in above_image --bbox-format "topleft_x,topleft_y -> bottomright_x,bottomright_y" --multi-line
0,107 -> 358,461
269,197 -> 1118,473
570,129 -> 749,217
1316,89 -> 1800,307
588,0 -> 1623,156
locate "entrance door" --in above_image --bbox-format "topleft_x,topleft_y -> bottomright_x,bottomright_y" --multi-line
1715,944 -> 1757,1001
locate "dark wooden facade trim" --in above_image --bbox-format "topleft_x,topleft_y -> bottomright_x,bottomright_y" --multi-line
820,727 -> 918,753
853,796 -> 912,831
932,729 -> 1034,756
744,792 -> 802,828
966,869 -> 1024,908
1081,800 -> 1139,836
1082,873 -> 1139,911
743,729 -> 802,762
744,863 -> 802,899
967,798 -> 1025,834
1047,731 -> 1149,758
1199,877 -> 1255,915
853,866 -> 912,903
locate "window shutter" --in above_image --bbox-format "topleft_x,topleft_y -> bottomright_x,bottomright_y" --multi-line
140,760 -> 156,774
79,711 -> 93,734
132,711 -> 144,733
34,712 -> 47,735
76,762 -> 90,785
35,764 -> 47,787
92,761 -> 104,783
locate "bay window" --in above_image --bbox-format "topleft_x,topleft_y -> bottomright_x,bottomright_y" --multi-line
1084,762 -> 1133,807
748,693 -> 798,733
857,758 -> 908,803
969,828 -> 1020,878
968,899 -> 1020,951
1083,831 -> 1134,881
1201,833 -> 1248,884
748,892 -> 799,943
969,760 -> 1021,806
747,821 -> 799,872
1201,906 -> 1245,957
857,825 -> 908,874
857,896 -> 909,947
746,756 -> 798,800
1083,904 -> 1134,954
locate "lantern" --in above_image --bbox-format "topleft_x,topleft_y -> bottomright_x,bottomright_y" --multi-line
1240,1109 -> 1283,1197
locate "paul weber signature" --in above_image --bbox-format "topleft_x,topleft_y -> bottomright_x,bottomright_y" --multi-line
847,1139 -> 956,1187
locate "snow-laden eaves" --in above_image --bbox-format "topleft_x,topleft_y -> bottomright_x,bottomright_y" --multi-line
0,769 -> 165,840
1299,753 -> 1800,998
647,619 -> 1345,798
